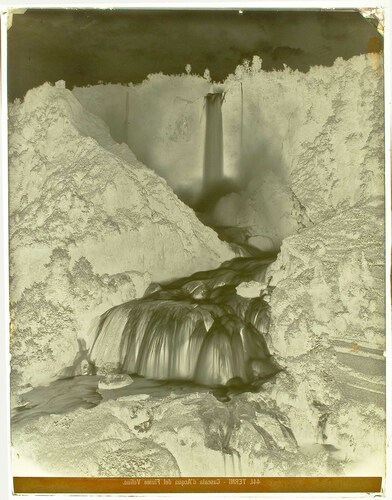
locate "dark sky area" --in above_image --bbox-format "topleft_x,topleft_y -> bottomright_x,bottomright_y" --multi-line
7,8 -> 382,100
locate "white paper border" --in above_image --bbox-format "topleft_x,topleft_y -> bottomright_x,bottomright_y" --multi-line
1,1 -> 390,499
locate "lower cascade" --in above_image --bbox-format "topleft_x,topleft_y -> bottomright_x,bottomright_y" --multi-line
88,255 -> 281,387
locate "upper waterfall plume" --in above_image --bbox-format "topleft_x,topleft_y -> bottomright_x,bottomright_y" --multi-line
203,90 -> 224,192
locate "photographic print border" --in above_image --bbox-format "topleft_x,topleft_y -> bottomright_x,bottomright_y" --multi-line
1,0 -> 391,498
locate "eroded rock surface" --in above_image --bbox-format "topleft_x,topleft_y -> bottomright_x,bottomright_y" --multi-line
218,54 -> 384,247
262,203 -> 385,476
11,390 -> 345,477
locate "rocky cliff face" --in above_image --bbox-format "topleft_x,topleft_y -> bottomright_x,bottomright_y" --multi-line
216,53 -> 384,247
257,54 -> 386,475
73,76 -> 211,204
9,82 -> 234,389
260,202 -> 386,476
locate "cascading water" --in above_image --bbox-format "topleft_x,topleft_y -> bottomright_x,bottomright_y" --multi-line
88,255 -> 281,387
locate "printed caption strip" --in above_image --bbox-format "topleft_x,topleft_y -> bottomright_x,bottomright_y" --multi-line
14,476 -> 382,494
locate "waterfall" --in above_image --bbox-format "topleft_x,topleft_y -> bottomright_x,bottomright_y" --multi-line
87,255 -> 281,387
203,91 -> 224,193
240,82 -> 244,155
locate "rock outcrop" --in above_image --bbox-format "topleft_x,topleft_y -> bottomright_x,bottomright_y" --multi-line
217,53 -> 384,246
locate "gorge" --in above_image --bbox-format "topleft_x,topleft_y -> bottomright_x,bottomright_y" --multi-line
9,51 -> 385,479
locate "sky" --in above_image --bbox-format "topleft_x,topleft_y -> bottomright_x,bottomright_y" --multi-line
7,8 -> 382,100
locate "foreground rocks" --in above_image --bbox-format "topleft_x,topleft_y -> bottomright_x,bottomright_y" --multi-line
9,387 -> 338,477
12,362 -> 384,477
